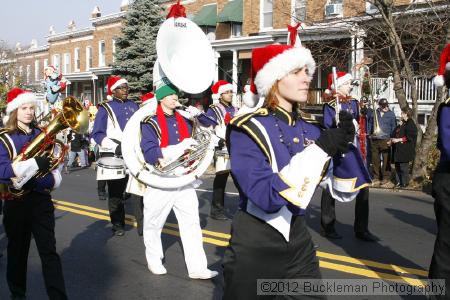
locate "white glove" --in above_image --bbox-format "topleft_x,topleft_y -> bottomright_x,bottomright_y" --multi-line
185,106 -> 202,118
161,138 -> 198,163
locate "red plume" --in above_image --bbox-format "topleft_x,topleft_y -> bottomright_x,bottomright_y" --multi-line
287,23 -> 301,46
166,0 -> 186,19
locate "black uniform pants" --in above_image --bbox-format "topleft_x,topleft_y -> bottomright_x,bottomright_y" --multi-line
321,187 -> 369,234
3,192 -> 67,299
429,165 -> 450,299
106,176 -> 128,230
223,211 -> 325,300
132,195 -> 144,235
211,171 -> 230,215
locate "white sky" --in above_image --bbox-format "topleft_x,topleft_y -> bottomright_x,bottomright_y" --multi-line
0,0 -> 123,48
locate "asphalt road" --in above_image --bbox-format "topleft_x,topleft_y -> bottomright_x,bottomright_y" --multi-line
0,167 -> 438,299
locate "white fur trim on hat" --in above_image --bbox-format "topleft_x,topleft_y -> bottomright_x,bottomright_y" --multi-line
110,78 -> 128,91
6,92 -> 37,114
333,73 -> 353,89
254,47 -> 316,97
434,62 -> 450,87
217,83 -> 233,96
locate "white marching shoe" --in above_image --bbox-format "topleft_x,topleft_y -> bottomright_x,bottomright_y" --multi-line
148,263 -> 167,275
188,269 -> 219,280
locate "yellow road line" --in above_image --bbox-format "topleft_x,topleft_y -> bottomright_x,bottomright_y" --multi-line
53,198 -> 232,240
54,202 -> 230,247
317,251 -> 428,277
319,261 -> 426,287
53,199 -> 428,280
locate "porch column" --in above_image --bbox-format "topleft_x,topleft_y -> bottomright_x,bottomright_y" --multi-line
232,49 -> 238,102
214,51 -> 220,83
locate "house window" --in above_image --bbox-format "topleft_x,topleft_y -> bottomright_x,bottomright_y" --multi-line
325,0 -> 343,18
43,59 -> 48,70
99,40 -> 106,67
52,54 -> 60,70
231,23 -> 242,37
112,39 -> 116,63
202,26 -> 216,41
34,60 -> 40,82
86,46 -> 92,70
261,0 -> 273,29
74,48 -> 80,72
63,53 -> 71,74
26,65 -> 31,83
418,113 -> 425,125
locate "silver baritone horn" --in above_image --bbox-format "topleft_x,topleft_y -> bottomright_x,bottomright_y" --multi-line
121,16 -> 217,189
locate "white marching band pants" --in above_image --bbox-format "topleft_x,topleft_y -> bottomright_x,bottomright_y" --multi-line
143,185 -> 208,274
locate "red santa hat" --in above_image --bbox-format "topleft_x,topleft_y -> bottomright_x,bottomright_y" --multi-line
107,76 -> 128,100
140,92 -> 155,103
324,71 -> 353,95
243,44 -> 315,108
434,43 -> 450,87
166,0 -> 186,19
211,80 -> 233,103
6,88 -> 37,115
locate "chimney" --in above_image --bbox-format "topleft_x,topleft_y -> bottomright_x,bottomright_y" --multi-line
68,20 -> 76,31
30,39 -> 38,49
49,25 -> 55,35
91,6 -> 101,18
120,0 -> 130,11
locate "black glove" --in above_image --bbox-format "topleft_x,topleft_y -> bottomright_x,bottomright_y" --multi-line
316,128 -> 353,157
22,178 -> 37,191
337,111 -> 356,136
115,144 -> 122,156
218,138 -> 226,149
35,156 -> 52,172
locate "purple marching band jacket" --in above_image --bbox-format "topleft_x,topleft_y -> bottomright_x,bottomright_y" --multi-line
0,127 -> 62,196
437,97 -> 450,164
91,98 -> 139,153
323,98 -> 372,193
228,106 -> 359,241
140,111 -> 214,165
205,101 -> 238,138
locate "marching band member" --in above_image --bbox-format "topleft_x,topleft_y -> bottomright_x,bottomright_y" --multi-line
223,44 -> 356,299
429,43 -> 450,299
91,76 -> 139,236
204,80 -> 238,220
140,80 -> 218,279
0,88 -> 67,299
320,72 -> 375,241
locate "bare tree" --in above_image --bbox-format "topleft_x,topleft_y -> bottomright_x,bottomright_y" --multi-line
0,40 -> 17,109
286,0 -> 449,183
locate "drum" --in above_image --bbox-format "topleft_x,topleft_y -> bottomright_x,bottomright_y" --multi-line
215,149 -> 230,173
97,157 -> 126,180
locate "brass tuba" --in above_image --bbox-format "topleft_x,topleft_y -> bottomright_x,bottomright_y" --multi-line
10,96 -> 89,194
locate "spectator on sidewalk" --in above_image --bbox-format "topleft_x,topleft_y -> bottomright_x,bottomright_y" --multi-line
369,98 -> 396,186
389,107 -> 417,188
67,130 -> 87,169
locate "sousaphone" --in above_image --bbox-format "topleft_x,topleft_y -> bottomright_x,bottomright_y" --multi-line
122,17 -> 217,190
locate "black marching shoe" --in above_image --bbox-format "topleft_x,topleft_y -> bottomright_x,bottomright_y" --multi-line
210,211 -> 229,220
320,230 -> 342,240
355,231 -> 379,242
113,226 -> 125,237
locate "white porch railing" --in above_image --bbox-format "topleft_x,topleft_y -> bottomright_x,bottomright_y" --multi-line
354,76 -> 438,103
